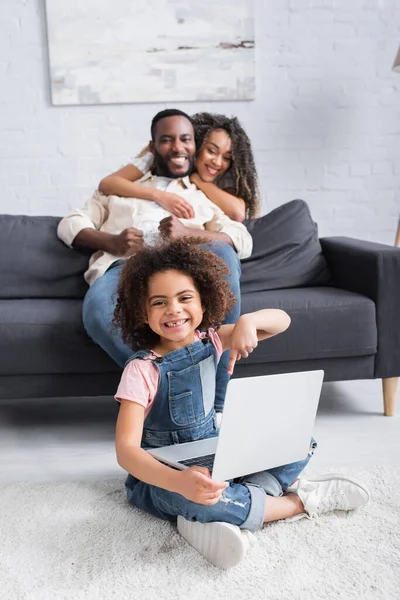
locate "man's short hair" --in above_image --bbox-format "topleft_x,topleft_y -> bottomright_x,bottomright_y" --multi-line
150,109 -> 193,141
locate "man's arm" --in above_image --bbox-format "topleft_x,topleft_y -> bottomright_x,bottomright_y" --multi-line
72,228 -> 114,251
57,190 -> 110,248
73,227 -> 143,256
57,190 -> 143,256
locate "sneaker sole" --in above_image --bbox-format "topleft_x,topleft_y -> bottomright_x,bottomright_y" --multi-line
299,473 -> 371,506
177,516 -> 246,569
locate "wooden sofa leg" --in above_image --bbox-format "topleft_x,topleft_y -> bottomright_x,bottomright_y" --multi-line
395,219 -> 400,247
382,378 -> 398,416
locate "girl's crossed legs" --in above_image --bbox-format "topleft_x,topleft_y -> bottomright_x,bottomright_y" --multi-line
125,442 -> 370,569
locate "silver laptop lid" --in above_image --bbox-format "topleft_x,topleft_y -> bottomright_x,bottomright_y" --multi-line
211,370 -> 324,481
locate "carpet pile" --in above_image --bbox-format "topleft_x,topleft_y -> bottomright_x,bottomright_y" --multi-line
1,465 -> 399,600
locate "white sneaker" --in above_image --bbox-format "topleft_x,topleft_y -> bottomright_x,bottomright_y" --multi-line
289,473 -> 370,519
177,516 -> 255,569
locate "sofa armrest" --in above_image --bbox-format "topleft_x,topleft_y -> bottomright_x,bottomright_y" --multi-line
320,236 -> 400,378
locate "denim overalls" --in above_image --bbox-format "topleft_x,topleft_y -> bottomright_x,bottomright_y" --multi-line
125,335 -> 316,532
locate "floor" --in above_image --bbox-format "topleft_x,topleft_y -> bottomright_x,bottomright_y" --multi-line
0,379 -> 399,484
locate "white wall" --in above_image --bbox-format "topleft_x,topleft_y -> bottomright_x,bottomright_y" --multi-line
1,0 -> 399,244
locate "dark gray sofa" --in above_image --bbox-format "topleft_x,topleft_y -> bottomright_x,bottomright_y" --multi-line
1,200 -> 399,415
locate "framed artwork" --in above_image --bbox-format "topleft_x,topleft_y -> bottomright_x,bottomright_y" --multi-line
45,0 -> 255,105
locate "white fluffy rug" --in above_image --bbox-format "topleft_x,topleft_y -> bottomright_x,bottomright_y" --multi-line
1,466 -> 399,600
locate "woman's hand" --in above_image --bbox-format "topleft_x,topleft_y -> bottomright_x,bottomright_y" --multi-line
177,466 -> 228,505
227,315 -> 259,375
154,190 -> 195,219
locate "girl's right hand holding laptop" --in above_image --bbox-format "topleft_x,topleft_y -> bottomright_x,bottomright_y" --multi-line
178,467 -> 228,505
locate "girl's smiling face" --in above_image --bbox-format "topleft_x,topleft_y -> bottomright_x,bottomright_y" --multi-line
195,129 -> 232,182
145,269 -> 204,353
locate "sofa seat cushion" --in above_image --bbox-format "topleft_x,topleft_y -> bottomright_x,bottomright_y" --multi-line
240,287 -> 377,364
0,289 -> 377,376
0,299 -> 120,375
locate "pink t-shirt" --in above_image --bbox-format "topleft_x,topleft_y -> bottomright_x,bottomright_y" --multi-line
115,329 -> 223,418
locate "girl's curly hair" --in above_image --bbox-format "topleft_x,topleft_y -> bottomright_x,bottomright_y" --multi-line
191,112 -> 260,219
113,238 -> 237,351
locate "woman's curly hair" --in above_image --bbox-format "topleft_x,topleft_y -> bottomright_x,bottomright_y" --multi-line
191,112 -> 260,219
113,238 -> 237,351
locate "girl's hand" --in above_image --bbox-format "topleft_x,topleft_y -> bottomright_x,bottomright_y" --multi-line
227,315 -> 259,375
155,191 -> 195,219
177,466 -> 228,505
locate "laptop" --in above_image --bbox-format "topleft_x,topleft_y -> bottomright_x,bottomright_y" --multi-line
146,370 -> 324,481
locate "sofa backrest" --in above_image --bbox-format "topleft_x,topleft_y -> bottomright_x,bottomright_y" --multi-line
0,215 -> 89,299
0,200 -> 332,299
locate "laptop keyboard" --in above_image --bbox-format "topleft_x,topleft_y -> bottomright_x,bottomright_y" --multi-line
178,454 -> 216,471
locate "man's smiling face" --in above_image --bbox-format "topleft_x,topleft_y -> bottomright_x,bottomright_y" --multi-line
150,115 -> 196,178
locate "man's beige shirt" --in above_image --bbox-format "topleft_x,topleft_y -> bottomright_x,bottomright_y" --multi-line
57,173 -> 253,286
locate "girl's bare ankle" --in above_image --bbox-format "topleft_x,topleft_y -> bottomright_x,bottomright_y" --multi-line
285,492 -> 305,514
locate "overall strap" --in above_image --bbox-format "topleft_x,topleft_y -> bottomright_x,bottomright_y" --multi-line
124,348 -> 152,368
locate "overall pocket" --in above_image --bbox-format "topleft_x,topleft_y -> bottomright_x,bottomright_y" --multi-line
167,355 -> 215,426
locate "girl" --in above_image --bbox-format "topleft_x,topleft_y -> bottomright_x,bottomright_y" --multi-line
99,112 -> 259,223
114,239 -> 370,569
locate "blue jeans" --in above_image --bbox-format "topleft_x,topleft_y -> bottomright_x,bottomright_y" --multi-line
82,241 -> 241,410
125,440 -> 317,532
239,439 -> 318,494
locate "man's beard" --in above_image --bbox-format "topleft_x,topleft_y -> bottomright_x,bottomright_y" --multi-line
152,150 -> 196,179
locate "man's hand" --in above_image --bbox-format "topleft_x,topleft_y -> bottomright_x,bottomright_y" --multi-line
105,227 -> 143,257
155,191 -> 195,219
177,466 -> 228,505
227,315 -> 259,375
158,215 -> 191,240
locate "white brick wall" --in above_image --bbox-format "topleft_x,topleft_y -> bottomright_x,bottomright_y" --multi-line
1,0 -> 399,244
